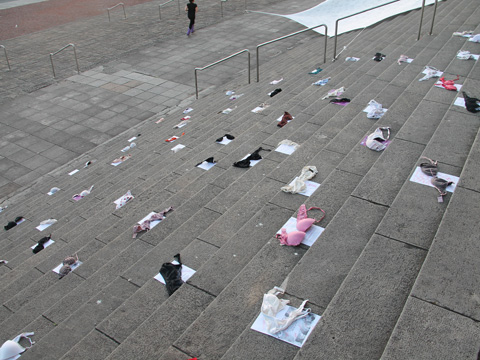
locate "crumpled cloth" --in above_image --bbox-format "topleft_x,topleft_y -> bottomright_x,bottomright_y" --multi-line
322,87 -> 345,100
115,190 -> 134,210
277,139 -> 300,150
132,207 -> 173,238
281,166 -> 318,194
419,66 -> 443,81
365,99 -> 388,119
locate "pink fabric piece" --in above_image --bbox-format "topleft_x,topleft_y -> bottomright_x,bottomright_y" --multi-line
132,207 -> 173,238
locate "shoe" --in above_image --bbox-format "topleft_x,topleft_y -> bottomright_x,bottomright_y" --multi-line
191,25 -> 194,33
187,28 -> 191,36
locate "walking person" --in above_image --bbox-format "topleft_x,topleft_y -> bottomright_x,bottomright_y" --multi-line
185,0 -> 197,36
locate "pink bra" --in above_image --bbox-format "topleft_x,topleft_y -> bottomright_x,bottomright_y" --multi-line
277,205 -> 325,246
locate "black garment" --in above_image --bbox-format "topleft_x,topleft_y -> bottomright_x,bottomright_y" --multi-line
196,157 -> 216,167
4,216 -> 23,231
329,98 -> 351,104
216,134 -> 235,142
233,147 -> 270,168
373,53 -> 386,62
159,254 -> 184,296
187,3 -> 197,29
269,88 -> 282,97
463,92 -> 480,113
33,235 -> 52,254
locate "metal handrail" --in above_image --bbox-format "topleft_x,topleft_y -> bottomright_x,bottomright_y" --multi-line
417,0 -> 439,40
159,0 -> 180,19
256,24 -> 327,82
0,45 -> 11,71
333,0 -> 399,60
194,49 -> 250,99
49,43 -> 80,78
107,3 -> 126,22
220,0 -> 227,17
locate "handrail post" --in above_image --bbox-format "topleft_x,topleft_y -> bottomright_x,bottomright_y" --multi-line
428,0 -> 438,36
221,0 -> 223,17
256,24 -> 327,82
177,0 -> 181,15
49,53 -> 56,78
417,0 -> 426,40
0,45 -> 11,71
107,3 -> 126,22
194,69 -> 199,99
72,45 -> 80,74
332,0 -> 399,60
49,43 -> 80,78
247,51 -> 251,84
159,4 -> 162,19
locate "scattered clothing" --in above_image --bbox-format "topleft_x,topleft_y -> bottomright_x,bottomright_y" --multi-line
277,139 -> 299,150
270,78 -> 283,85
72,185 -> 94,201
453,30 -> 473,37
155,117 -> 165,124
225,90 -> 235,96
174,119 -> 189,128
431,177 -> 454,199
364,99 -> 388,119
159,254 -> 184,296
183,107 -> 193,114
308,68 -> 322,74
221,107 -> 236,114
115,190 -> 134,210
373,52 -> 386,61
397,54 -> 409,65
0,260 -> 8,265
329,98 -> 350,105
345,57 -> 360,62
251,103 -> 270,113
112,154 -> 131,165
4,216 -> 24,231
419,66 -> 443,81
456,50 -> 476,60
216,134 -> 235,143
277,111 -> 293,128
121,143 -> 136,152
165,133 -> 185,142
196,157 -> 216,167
0,332 -> 35,359
419,157 -> 438,176
268,88 -> 282,97
132,207 -> 174,238
233,147 -> 270,168
32,234 -> 52,254
322,87 -> 345,100
462,92 -> 480,113
312,77 -> 331,86
48,187 -> 60,195
59,254 -> 79,279
469,34 -> 480,43
230,94 -> 244,100
277,204 -> 325,246
365,127 -> 391,151
281,166 -> 318,194
261,286 -> 310,334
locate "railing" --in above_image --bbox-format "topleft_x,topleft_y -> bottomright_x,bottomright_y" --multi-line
49,43 -> 80,78
417,0 -> 439,40
333,0 -> 399,61
107,3 -> 127,22
256,24 -> 327,82
0,45 -> 11,71
159,0 -> 180,19
220,0 -> 227,17
194,49 -> 250,99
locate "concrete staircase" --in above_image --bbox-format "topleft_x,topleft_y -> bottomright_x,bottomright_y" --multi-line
0,0 -> 479,358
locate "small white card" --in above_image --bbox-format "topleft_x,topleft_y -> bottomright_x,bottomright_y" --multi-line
68,169 -> 79,176
240,154 -> 261,167
31,239 -> 54,250
36,223 -> 54,231
454,97 -> 466,107
171,144 -> 186,152
277,217 -> 324,247
288,179 -> 321,197
409,166 -> 459,193
197,161 -> 216,170
128,137 -> 137,142
53,261 -> 83,274
154,264 -> 196,284
275,144 -> 297,155
251,307 -> 321,347
217,137 -> 233,145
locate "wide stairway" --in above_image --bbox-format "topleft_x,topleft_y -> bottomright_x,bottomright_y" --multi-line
0,0 -> 479,358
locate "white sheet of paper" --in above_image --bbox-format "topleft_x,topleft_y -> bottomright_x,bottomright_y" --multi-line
53,261 -> 83,274
111,161 -> 122,166
171,144 -> 186,152
434,81 -> 462,91
472,54 -> 480,60
175,122 -> 188,128
454,97 -> 466,107
409,166 -> 459,193
288,179 -> 321,197
137,212 -> 162,229
16,218 -> 25,225
276,115 -> 295,122
197,161 -> 216,170
68,169 -> 79,176
36,223 -> 54,231
31,239 -> 54,250
251,306 -> 321,347
277,217 -> 324,247
154,264 -> 196,284
183,107 -> 193,114
275,144 -> 297,155
217,138 -> 233,145
406,58 -> 414,63
128,137 -> 137,142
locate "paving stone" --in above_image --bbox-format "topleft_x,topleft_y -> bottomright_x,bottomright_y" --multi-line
294,234 -> 426,360
411,187 -> 480,321
59,330 -> 119,360
380,297 -> 480,360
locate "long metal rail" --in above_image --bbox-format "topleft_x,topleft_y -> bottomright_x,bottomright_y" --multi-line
159,0 -> 181,19
256,24 -> 327,82
417,0 -> 439,40
194,49 -> 250,99
107,3 -> 127,22
0,45 -> 11,71
49,43 -> 80,78
333,0 -> 399,61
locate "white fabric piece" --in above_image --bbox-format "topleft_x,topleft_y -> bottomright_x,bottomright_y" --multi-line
322,87 -> 345,99
183,107 -> 193,114
281,166 -> 318,194
251,103 -> 270,113
171,144 -> 186,152
363,100 -> 388,119
68,169 -> 79,176
47,187 -> 60,195
114,190 -> 134,210
259,0 -> 442,37
270,78 -> 283,85
0,332 -> 34,360
419,66 -> 443,81
345,57 -> 360,61
469,34 -> 480,43
366,127 -> 391,151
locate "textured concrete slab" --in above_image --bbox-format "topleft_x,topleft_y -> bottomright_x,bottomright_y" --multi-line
295,235 -> 426,360
59,330 -> 119,360
459,135 -> 480,193
380,296 -> 480,360
104,284 -> 214,360
411,187 -> 480,321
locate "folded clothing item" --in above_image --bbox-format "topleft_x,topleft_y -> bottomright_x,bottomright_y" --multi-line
277,111 -> 293,128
